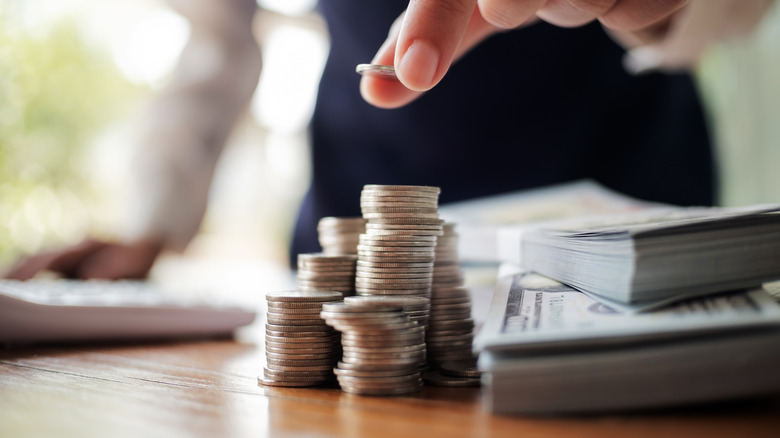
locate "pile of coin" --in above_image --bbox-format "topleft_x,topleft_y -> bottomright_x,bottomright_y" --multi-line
317,217 -> 366,255
321,302 -> 426,396
260,290 -> 343,387
432,223 -> 464,288
297,253 -> 358,297
356,185 -> 443,300
427,223 -> 476,367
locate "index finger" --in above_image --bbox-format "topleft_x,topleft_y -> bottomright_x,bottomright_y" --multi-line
394,0 -> 478,92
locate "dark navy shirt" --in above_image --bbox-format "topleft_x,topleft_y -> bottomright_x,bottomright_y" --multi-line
292,0 -> 714,260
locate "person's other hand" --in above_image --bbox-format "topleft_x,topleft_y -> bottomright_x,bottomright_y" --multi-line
3,238 -> 163,280
361,0 -> 688,108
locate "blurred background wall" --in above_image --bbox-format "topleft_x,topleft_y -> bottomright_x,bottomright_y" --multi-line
0,0 -> 778,272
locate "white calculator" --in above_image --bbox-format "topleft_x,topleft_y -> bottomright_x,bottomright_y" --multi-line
0,279 -> 256,346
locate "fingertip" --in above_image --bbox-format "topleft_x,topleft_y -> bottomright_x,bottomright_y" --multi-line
360,75 -> 424,109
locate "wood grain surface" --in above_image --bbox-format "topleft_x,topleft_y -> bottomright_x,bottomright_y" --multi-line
2,338 -> 780,438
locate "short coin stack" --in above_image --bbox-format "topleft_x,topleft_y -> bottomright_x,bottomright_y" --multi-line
427,223 -> 476,367
260,291 -> 343,387
321,302 -> 426,396
297,253 -> 358,297
356,185 -> 444,300
317,217 -> 366,255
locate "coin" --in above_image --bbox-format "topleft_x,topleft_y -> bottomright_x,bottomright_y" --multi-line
296,270 -> 357,278
340,338 -> 424,349
357,261 -> 434,269
360,201 -> 438,209
357,246 -> 435,255
345,295 -> 429,307
355,63 -> 397,79
363,184 -> 440,193
355,270 -> 433,280
263,367 -> 334,378
337,374 -> 422,387
265,307 -> 330,315
265,345 -> 338,355
359,235 -> 437,245
334,367 -> 416,378
266,290 -> 344,303
266,316 -> 327,326
421,370 -> 480,387
258,376 -> 328,387
342,344 -> 426,354
340,326 -> 425,339
364,228 -> 444,237
265,363 -> 334,372
339,383 -> 423,396
318,216 -> 366,227
265,341 -> 337,350
265,334 -> 340,344
440,360 -> 481,378
265,323 -> 336,333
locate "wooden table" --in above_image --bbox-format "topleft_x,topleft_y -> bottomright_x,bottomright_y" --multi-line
3,336 -> 780,438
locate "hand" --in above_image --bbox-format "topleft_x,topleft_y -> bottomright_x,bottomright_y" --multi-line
361,0 -> 688,108
3,238 -> 163,280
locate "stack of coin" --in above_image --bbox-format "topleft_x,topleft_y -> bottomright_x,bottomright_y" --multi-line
426,285 -> 475,365
356,185 -> 443,300
427,223 -> 475,366
344,295 -> 431,328
321,302 -> 426,396
431,223 -> 464,288
297,253 -> 358,297
317,217 -> 366,255
260,290 -> 343,387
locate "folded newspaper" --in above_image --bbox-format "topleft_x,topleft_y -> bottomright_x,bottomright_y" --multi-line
522,204 -> 780,306
475,269 -> 780,414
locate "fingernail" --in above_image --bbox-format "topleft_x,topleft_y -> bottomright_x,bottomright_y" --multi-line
397,40 -> 439,91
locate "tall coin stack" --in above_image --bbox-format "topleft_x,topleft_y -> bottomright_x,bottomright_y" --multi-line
260,291 -> 343,387
427,223 -> 476,367
317,217 -> 366,255
321,302 -> 426,396
356,184 -> 444,301
297,253 -> 358,297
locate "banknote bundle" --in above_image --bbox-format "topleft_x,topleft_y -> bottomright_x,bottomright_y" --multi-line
476,271 -> 780,413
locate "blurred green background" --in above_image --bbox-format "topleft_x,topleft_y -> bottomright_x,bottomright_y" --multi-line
1,1 -> 779,270
0,6 -> 142,268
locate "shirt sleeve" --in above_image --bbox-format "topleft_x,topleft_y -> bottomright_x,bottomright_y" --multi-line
611,0 -> 775,73
123,0 -> 262,251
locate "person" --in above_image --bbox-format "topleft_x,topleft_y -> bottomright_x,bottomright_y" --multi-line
4,0 -> 773,280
